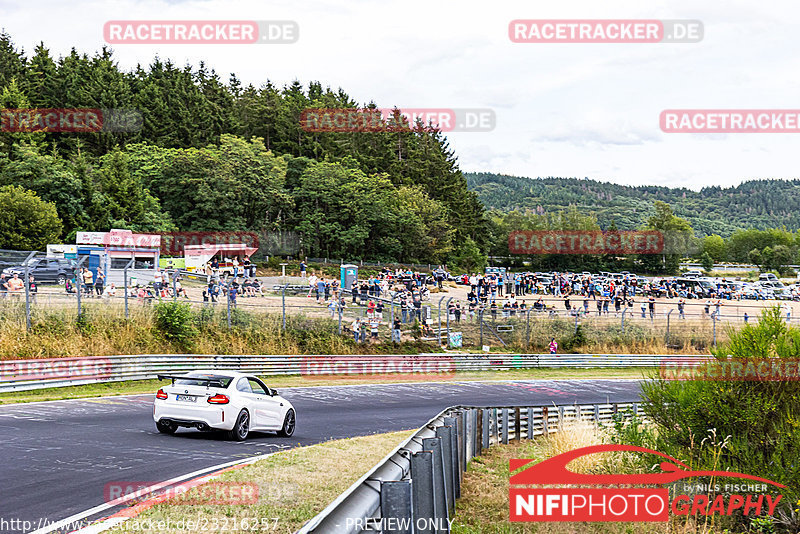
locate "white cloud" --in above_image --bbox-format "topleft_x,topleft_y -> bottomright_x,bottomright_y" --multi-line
4,0 -> 800,190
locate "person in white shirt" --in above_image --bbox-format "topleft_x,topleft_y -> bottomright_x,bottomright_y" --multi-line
307,274 -> 318,297
102,283 -> 117,298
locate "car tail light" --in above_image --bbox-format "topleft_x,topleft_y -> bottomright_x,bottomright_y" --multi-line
207,394 -> 230,404
156,389 -> 168,400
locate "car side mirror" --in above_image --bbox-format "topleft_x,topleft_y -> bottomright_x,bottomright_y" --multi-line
270,389 -> 278,396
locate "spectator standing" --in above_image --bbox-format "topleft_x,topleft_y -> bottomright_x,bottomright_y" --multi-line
549,337 -> 558,355
28,275 -> 37,302
0,274 -> 7,298
307,273 -> 318,298
7,273 -> 23,298
300,260 -> 307,278
153,270 -> 163,293
351,317 -> 361,342
392,317 -> 402,343
369,316 -> 380,341
242,256 -> 252,278
228,284 -> 238,307
95,270 -> 105,297
82,268 -> 94,296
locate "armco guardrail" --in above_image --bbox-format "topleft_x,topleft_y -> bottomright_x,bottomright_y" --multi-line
297,401 -> 643,533
0,354 -> 707,393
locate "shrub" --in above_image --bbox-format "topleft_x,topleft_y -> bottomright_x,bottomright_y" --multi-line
642,307 -> 800,523
153,301 -> 197,349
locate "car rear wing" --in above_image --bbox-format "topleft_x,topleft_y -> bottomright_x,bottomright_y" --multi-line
157,374 -> 227,388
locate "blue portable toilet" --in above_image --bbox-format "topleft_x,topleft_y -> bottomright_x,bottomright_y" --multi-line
341,264 -> 358,291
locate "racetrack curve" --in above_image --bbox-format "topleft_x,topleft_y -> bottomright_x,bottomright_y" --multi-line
0,379 -> 642,533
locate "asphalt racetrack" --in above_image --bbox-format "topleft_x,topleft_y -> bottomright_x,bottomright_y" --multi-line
0,379 -> 642,532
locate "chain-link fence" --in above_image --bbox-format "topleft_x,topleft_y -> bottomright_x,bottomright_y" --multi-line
0,248 -> 790,353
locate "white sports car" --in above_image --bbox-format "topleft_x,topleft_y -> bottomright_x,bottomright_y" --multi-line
153,370 -> 295,441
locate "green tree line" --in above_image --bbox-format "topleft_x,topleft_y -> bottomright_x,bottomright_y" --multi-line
468,172 -> 800,237
0,33 -> 486,265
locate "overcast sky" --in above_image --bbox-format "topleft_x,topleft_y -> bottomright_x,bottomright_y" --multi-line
2,0 -> 798,190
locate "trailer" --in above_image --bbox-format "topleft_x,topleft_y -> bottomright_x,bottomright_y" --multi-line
184,243 -> 258,276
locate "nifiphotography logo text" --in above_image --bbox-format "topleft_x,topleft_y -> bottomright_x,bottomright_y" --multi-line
509,444 -> 784,522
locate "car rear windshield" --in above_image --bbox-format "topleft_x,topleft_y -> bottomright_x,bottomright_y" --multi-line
174,374 -> 233,388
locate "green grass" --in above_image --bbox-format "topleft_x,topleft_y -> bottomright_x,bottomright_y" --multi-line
109,430 -> 416,534
0,367 -> 649,405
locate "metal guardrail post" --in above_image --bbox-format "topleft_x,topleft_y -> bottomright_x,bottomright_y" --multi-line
422,437 -> 449,532
559,406 -> 565,431
594,404 -> 600,428
621,307 -> 627,333
574,312 -> 579,333
482,409 -> 490,450
444,297 -> 454,347
411,451 -> 436,534
665,309 -> 673,346
514,407 -> 521,443
460,411 -> 470,471
437,295 -> 446,336
475,409 -> 482,456
526,408 -> 534,439
525,309 -> 531,348
712,313 -> 717,347
74,255 -> 88,320
492,408 -> 500,445
23,252 -> 37,332
436,426 -> 456,515
479,308 -> 484,348
443,416 -> 460,499
337,301 -> 342,335
227,286 -> 232,329
381,481 -> 413,534
123,257 -> 134,320
501,408 -> 509,444
282,283 -> 288,331
172,269 -> 179,301
542,406 -> 549,436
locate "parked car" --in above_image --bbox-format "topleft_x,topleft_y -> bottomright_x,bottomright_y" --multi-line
1,258 -> 75,284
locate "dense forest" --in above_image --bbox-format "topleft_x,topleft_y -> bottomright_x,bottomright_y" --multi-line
4,30 -> 800,274
0,33 -> 486,265
466,172 -> 800,236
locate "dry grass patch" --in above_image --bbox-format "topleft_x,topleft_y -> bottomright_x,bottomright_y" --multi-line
452,424 -> 710,534
110,430 -> 414,534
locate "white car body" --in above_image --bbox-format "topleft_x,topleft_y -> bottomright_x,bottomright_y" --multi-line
153,370 -> 295,440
